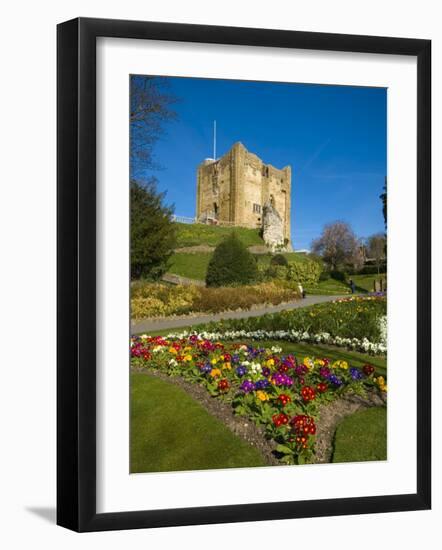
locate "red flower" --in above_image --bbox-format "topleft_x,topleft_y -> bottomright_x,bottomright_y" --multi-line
290,414 -> 316,437
316,382 -> 328,393
217,379 -> 230,391
301,386 -> 316,402
277,394 -> 291,407
363,364 -> 375,376
272,413 -> 289,427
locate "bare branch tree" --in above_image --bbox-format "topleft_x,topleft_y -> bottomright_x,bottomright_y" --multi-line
367,233 -> 386,274
130,76 -> 178,177
311,221 -> 359,271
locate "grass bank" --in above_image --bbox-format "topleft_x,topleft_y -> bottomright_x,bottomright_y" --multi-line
332,407 -> 387,463
130,372 -> 266,473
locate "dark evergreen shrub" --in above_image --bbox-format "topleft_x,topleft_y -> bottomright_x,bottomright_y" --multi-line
270,253 -> 289,267
330,270 -> 348,282
206,233 -> 259,287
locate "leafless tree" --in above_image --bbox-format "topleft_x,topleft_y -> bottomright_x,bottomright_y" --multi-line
311,221 -> 359,271
130,76 -> 178,177
367,233 -> 387,274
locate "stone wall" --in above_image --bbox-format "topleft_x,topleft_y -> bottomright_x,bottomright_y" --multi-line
196,142 -> 292,248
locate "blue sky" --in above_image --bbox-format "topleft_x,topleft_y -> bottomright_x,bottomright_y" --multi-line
134,76 -> 386,250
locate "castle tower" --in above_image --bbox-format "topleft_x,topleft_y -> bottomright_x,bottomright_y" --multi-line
196,142 -> 292,249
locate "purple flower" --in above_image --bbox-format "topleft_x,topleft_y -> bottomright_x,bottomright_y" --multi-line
294,364 -> 308,376
236,365 -> 248,377
271,372 -> 294,387
319,366 -> 331,379
255,379 -> 270,390
329,374 -> 343,387
240,380 -> 255,393
200,363 -> 212,374
350,367 -> 363,380
232,354 -> 240,363
261,367 -> 271,377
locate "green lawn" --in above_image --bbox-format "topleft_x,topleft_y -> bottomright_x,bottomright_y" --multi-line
130,372 -> 266,473
175,222 -> 263,248
332,407 -> 387,463
168,252 -> 212,280
305,273 -> 387,295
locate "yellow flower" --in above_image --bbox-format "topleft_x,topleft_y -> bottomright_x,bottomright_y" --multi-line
210,368 -> 221,378
168,347 -> 178,354
314,358 -> 325,366
183,354 -> 192,362
266,359 -> 275,367
333,360 -> 348,370
222,362 -> 232,370
183,346 -> 192,352
210,358 -> 218,365
303,357 -> 314,370
256,390 -> 269,402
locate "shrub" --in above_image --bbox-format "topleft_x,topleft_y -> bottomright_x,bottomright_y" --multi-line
131,281 -> 300,319
286,260 -> 322,285
270,254 -> 289,267
319,271 -> 331,281
330,270 -> 348,282
357,265 -> 387,275
262,257 -> 322,286
206,233 -> 259,287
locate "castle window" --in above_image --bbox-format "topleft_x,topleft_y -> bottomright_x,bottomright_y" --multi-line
253,203 -> 261,214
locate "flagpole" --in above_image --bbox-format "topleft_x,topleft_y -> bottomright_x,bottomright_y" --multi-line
213,120 -> 217,160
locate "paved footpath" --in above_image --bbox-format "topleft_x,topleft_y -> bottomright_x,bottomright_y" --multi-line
131,294 -> 350,334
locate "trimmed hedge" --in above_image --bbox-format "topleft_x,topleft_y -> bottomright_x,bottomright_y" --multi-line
261,257 -> 322,286
206,233 -> 259,287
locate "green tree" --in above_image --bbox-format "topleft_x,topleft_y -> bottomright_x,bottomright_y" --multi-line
130,179 -> 177,280
206,233 -> 258,287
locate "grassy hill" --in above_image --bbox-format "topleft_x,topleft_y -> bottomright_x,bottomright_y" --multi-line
175,222 -> 263,248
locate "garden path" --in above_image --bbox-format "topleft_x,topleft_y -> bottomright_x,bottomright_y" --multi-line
132,294 -> 353,334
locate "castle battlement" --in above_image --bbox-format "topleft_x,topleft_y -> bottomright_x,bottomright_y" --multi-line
196,142 -> 292,249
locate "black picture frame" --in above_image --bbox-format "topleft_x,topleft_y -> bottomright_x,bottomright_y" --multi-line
57,17 -> 431,532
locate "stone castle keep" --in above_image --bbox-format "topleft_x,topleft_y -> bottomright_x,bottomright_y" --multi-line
196,142 -> 292,250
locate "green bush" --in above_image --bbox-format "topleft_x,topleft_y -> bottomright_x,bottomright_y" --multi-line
270,253 -> 289,267
330,270 -> 348,282
261,257 -> 322,286
319,271 -> 331,281
286,260 -> 322,285
205,233 -> 259,287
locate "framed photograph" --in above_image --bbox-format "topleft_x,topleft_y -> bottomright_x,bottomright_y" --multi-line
57,17 -> 431,532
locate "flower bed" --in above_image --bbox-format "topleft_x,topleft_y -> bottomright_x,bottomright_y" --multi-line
193,295 -> 387,344
131,335 -> 387,465
131,282 -> 299,319
167,328 -> 387,355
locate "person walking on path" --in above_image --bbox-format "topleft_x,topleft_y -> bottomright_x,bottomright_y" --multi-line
349,279 -> 356,294
298,283 -> 306,299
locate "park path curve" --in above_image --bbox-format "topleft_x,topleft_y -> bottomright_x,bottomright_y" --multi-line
131,294 -> 350,334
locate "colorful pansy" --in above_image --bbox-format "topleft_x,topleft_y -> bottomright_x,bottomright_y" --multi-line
130,334 -> 387,465
217,379 -> 230,391
301,386 -> 316,402
240,380 -> 255,393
